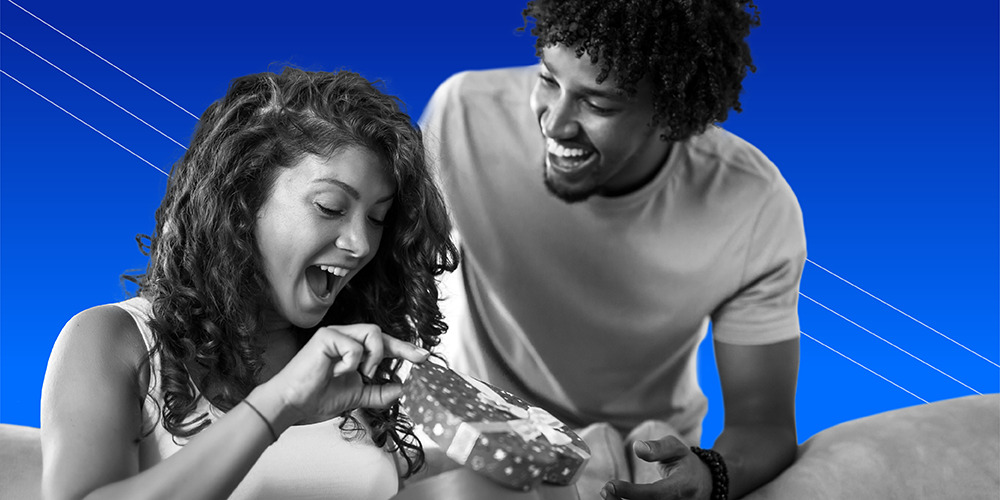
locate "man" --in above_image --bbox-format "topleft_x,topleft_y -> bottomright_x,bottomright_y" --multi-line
421,1 -> 804,498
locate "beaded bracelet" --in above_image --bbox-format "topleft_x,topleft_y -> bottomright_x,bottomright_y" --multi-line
690,446 -> 729,500
243,400 -> 279,444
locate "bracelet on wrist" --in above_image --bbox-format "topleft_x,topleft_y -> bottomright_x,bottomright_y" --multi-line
243,399 -> 279,444
690,446 -> 729,500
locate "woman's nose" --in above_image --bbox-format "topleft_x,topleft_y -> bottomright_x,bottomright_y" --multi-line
335,216 -> 371,259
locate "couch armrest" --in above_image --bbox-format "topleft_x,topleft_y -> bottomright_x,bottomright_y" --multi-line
0,424 -> 42,500
745,394 -> 1000,499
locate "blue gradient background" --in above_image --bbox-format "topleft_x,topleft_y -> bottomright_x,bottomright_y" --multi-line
1,0 -> 997,447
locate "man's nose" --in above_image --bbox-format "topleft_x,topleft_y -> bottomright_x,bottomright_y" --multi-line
540,96 -> 579,139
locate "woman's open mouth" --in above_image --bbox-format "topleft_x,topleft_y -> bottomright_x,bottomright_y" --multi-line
304,264 -> 348,300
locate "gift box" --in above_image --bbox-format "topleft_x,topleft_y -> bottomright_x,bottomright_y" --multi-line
401,362 -> 590,491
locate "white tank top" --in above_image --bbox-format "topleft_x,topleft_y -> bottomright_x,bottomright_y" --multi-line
115,297 -> 399,499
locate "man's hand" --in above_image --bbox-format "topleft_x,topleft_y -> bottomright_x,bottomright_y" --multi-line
602,436 -> 712,500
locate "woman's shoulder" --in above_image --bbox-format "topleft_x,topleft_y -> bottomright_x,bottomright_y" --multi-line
51,300 -> 150,374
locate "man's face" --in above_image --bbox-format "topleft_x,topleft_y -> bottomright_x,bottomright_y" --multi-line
529,44 -> 671,203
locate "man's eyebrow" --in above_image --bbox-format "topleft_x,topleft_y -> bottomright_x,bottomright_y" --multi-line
540,58 -> 626,101
581,85 -> 626,101
314,178 -> 394,203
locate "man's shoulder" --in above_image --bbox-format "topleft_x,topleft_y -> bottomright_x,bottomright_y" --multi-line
431,65 -> 538,110
421,65 -> 542,150
683,126 -> 786,189
672,126 -> 800,216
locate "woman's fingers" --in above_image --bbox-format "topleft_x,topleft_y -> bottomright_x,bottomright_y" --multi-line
317,329 -> 366,378
381,335 -> 431,364
277,325 -> 430,420
310,325 -> 373,377
324,325 -> 429,377
355,383 -> 405,410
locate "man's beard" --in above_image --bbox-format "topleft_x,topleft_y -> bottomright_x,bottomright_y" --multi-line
542,161 -> 600,203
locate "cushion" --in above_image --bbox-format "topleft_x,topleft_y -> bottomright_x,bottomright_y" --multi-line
8,394 -> 996,500
0,424 -> 42,500
745,394 -> 999,499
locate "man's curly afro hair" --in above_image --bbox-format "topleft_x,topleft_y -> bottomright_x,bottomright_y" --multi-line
523,0 -> 761,142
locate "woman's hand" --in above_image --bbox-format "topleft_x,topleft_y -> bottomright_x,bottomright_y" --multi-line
252,324 -> 430,430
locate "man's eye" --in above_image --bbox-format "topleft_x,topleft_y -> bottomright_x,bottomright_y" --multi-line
584,100 -> 615,114
538,73 -> 557,87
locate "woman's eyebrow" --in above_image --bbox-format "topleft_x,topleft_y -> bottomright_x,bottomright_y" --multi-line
313,178 -> 359,200
313,178 -> 393,203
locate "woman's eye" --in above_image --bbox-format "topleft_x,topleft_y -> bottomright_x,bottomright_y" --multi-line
368,216 -> 386,227
315,202 -> 344,217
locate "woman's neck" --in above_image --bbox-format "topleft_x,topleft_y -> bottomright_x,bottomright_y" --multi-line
257,308 -> 303,382
260,307 -> 294,336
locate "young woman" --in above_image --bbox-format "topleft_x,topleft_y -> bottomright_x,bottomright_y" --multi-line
40,68 -> 459,500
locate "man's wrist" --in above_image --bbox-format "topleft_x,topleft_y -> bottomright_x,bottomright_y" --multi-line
690,446 -> 729,500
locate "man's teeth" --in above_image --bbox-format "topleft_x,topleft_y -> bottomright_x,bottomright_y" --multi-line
318,265 -> 349,277
547,138 -> 591,158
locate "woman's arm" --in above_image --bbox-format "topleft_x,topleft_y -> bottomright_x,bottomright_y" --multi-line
41,306 -> 428,500
40,305 -> 281,500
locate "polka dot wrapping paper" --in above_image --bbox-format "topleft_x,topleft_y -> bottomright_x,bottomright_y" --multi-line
402,362 -> 591,491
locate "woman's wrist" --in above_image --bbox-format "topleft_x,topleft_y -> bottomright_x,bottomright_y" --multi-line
242,399 -> 279,443
245,385 -> 298,439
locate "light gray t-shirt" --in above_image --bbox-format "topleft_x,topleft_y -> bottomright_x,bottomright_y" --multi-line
422,66 -> 806,434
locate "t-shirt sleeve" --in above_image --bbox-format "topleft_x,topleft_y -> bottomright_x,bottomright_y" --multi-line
419,71 -> 471,213
711,180 -> 807,345
419,72 -> 464,233
419,71 -> 468,171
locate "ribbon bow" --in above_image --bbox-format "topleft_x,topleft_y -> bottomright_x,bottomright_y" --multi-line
460,373 -> 573,446
438,369 -> 591,483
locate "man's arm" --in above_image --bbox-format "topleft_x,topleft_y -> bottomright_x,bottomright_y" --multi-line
604,337 -> 798,500
711,336 -> 799,498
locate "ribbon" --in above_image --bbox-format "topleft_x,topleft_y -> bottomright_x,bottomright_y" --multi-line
444,372 -> 589,466
460,372 -> 572,447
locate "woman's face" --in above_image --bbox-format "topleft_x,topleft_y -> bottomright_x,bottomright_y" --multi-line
255,146 -> 395,328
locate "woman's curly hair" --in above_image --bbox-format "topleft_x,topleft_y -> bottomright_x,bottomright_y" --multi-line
125,67 -> 458,478
523,0 -> 761,142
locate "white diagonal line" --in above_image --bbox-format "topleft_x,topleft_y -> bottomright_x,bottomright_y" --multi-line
801,331 -> 928,404
800,292 -> 983,395
806,258 -> 999,368
8,0 -> 992,401
1,70 -> 169,177
2,32 -> 188,150
6,0 -> 199,120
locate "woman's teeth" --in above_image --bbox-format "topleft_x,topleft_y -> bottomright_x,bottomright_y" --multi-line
318,265 -> 349,277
